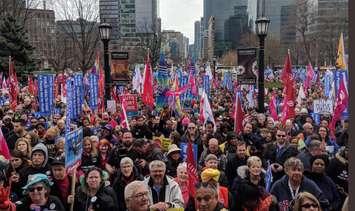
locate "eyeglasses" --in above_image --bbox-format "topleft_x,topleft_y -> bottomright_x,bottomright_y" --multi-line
276,134 -> 286,137
301,203 -> 318,209
131,191 -> 149,200
29,186 -> 44,192
188,127 -> 195,129
195,195 -> 212,202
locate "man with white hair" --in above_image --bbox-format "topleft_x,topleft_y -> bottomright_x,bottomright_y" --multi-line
143,160 -> 184,210
125,180 -> 150,211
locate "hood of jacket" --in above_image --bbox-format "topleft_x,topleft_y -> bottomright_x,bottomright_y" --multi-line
31,143 -> 48,168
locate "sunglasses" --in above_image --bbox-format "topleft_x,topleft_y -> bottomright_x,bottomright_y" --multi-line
276,134 -> 286,137
301,203 -> 318,209
29,186 -> 44,192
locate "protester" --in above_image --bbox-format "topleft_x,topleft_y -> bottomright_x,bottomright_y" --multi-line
165,144 -> 183,178
192,182 -> 226,211
73,167 -> 119,211
291,192 -> 322,211
143,160 -> 184,209
16,173 -> 65,211
225,141 -> 248,185
113,157 -> 144,211
270,157 -> 329,210
124,180 -> 150,211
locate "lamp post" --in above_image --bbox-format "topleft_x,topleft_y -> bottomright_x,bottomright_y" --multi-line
212,57 -> 216,79
255,16 -> 270,113
99,23 -> 112,108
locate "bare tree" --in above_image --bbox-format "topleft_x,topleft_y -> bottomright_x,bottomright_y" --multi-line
52,0 -> 100,72
220,50 -> 237,66
0,0 -> 41,24
295,0 -> 315,64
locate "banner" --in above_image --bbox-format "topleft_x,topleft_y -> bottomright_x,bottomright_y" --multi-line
119,94 -> 138,117
313,99 -> 333,114
38,74 -> 54,116
237,48 -> 257,85
65,127 -> 83,169
154,70 -> 170,111
73,73 -> 84,119
88,73 -> 99,111
65,78 -> 73,134
203,75 -> 210,97
111,52 -> 130,82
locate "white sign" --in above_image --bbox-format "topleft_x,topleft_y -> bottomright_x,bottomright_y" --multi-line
313,99 -> 333,114
107,100 -> 117,113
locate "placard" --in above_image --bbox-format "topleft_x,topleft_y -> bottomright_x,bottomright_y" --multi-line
313,99 -> 333,114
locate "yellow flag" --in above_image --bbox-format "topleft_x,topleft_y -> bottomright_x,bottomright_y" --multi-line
335,33 -> 346,69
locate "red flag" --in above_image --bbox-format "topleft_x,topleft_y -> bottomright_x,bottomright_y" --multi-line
28,75 -> 35,96
0,128 -> 10,160
304,62 -> 314,94
186,142 -> 198,196
329,76 -> 348,138
111,87 -> 119,103
8,57 -> 19,110
188,69 -> 197,96
233,92 -> 244,134
280,51 -> 296,125
142,52 -> 154,108
269,93 -> 278,121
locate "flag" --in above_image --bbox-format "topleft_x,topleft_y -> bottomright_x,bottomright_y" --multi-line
205,64 -> 213,80
304,62 -> 314,94
188,68 -> 197,96
233,92 -> 244,134
98,65 -> 105,113
8,57 -> 19,110
120,98 -> 130,130
132,65 -> 143,94
296,84 -> 306,106
335,33 -> 346,70
0,128 -> 10,160
329,75 -> 348,138
265,161 -> 273,192
142,52 -> 155,108
28,75 -> 36,96
269,93 -> 278,121
186,142 -> 198,196
280,50 -> 296,125
199,90 -> 216,131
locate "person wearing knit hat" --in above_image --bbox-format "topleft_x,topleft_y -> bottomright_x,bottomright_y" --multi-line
16,173 -> 65,211
200,168 -> 230,209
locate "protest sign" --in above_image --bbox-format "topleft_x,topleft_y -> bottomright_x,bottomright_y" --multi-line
313,99 -> 333,114
119,94 -> 138,117
65,127 -> 83,169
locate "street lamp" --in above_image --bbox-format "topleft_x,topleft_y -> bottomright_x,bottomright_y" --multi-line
99,23 -> 112,108
255,16 -> 270,113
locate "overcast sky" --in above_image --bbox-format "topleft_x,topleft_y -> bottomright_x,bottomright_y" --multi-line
159,0 -> 203,44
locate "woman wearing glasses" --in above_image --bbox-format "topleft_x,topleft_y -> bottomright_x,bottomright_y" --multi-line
16,173 -> 65,211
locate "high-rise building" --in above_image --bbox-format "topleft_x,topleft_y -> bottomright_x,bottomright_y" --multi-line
194,21 -> 201,60
264,0 -> 295,40
203,0 -> 247,56
247,0 -> 258,31
161,30 -> 185,63
224,5 -> 249,49
25,8 -> 56,69
280,4 -> 297,47
296,0 -> 348,65
99,0 -> 120,41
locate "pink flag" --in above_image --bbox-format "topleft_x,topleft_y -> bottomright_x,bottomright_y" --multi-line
280,51 -> 296,125
142,52 -> 154,108
329,76 -> 348,138
8,57 -> 19,110
186,142 -> 198,196
304,62 -> 314,94
0,128 -> 10,160
188,70 -> 197,96
269,93 -> 278,121
234,93 -> 244,134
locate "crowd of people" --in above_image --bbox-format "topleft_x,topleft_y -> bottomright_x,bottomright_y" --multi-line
0,67 -> 349,211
